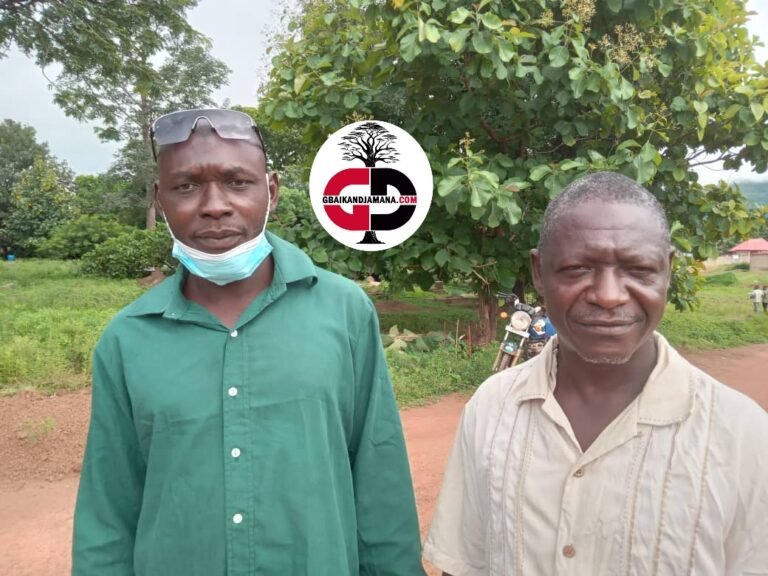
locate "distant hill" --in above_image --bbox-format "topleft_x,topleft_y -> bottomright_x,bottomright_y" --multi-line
734,180 -> 768,208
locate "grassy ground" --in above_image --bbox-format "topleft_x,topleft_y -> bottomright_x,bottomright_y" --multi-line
0,260 -> 143,395
1,259 -> 767,403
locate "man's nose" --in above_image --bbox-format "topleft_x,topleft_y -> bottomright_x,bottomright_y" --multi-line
585,268 -> 629,309
199,182 -> 234,218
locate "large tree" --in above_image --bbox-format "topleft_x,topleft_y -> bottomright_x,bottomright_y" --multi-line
1,0 -> 228,229
0,119 -> 50,245
5,155 -> 74,255
261,0 -> 768,341
53,37 -> 229,229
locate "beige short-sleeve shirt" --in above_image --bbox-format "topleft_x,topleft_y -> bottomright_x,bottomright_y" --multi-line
424,334 -> 768,576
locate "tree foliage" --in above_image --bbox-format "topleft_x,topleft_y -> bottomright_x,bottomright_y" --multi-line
5,155 -> 74,255
71,173 -> 145,227
0,0 -> 199,85
0,119 -> 50,245
262,0 -> 768,338
52,34 -> 229,229
80,225 -> 174,279
37,215 -> 133,260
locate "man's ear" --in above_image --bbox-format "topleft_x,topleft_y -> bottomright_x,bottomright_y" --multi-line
530,248 -> 545,295
268,171 -> 280,212
153,181 -> 164,219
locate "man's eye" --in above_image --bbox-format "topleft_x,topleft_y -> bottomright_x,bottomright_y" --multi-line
228,179 -> 251,188
561,266 -> 590,274
173,182 -> 197,193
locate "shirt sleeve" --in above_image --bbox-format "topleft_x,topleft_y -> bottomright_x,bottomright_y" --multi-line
72,333 -> 146,575
724,402 -> 768,576
423,401 -> 488,576
349,303 -> 426,576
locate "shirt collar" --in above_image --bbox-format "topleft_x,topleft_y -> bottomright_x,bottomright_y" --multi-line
125,231 -> 318,318
517,332 -> 694,426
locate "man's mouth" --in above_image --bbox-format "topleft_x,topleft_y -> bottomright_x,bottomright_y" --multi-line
196,229 -> 241,240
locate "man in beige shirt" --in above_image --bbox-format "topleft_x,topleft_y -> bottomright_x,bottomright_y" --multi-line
424,172 -> 768,576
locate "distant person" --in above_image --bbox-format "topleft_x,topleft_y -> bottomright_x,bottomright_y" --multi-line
72,109 -> 424,575
750,284 -> 763,313
424,172 -> 768,576
763,285 -> 768,313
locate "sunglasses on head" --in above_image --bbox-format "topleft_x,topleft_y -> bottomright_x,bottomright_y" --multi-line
150,108 -> 267,161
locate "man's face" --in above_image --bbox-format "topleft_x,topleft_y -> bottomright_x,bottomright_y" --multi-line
531,200 -> 673,365
154,129 -> 278,254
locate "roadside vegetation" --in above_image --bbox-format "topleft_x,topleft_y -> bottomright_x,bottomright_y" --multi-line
2,260 -> 766,404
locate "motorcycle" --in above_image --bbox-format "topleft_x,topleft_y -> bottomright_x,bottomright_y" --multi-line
491,292 -> 555,372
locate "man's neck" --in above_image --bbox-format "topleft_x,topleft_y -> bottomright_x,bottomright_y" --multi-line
181,256 -> 275,328
556,337 -> 658,399
553,337 -> 658,452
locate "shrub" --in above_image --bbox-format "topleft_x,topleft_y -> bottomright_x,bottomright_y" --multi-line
80,225 -> 175,279
705,272 -> 738,286
37,215 -> 133,260
730,262 -> 751,271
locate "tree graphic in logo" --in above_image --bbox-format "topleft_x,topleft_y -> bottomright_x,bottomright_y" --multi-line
339,122 -> 400,169
337,122 -> 402,244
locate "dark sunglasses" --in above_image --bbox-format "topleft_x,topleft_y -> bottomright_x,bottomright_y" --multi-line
150,108 -> 267,161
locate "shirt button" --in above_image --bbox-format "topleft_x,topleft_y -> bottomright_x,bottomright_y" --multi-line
232,513 -> 243,524
573,468 -> 585,478
563,545 -> 576,558
228,387 -> 238,397
230,329 -> 238,338
231,448 -> 241,458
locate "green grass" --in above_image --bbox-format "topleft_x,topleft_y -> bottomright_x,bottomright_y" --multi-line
0,259 -> 143,395
1,260 -> 767,404
388,345 -> 497,406
659,270 -> 768,350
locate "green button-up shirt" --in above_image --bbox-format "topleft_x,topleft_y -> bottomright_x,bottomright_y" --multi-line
72,233 -> 424,576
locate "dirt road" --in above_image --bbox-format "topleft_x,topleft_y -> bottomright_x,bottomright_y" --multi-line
1,345 -> 766,575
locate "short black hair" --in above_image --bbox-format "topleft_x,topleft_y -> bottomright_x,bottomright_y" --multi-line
537,171 -> 670,254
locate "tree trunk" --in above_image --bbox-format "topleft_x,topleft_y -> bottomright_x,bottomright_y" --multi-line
476,285 -> 498,346
140,94 -> 156,229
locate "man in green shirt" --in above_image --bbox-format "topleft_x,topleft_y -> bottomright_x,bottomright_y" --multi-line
72,109 -> 425,575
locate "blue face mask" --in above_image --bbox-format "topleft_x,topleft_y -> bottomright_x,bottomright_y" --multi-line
165,197 -> 273,286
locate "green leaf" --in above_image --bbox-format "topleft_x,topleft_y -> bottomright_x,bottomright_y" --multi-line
607,0 -> 622,12
293,73 -> 308,94
673,167 -> 686,182
445,28 -> 471,53
424,20 -> 441,43
529,165 -> 552,181
633,156 -> 656,183
743,132 -> 760,146
658,62 -> 672,77
695,38 -> 707,57
312,248 -> 328,263
437,175 -> 463,197
750,102 -> 765,121
671,97 -> 688,112
549,46 -> 569,68
640,142 -> 658,163
505,200 -> 522,224
692,100 -> 708,114
399,31 -> 422,62
448,7 -> 472,24
616,140 -> 640,152
560,159 -> 582,171
480,13 -> 503,30
472,31 -> 493,54
497,39 -> 516,62
435,248 -> 450,266
343,92 -> 359,108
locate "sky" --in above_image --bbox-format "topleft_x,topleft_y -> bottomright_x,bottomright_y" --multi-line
0,0 -> 766,182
